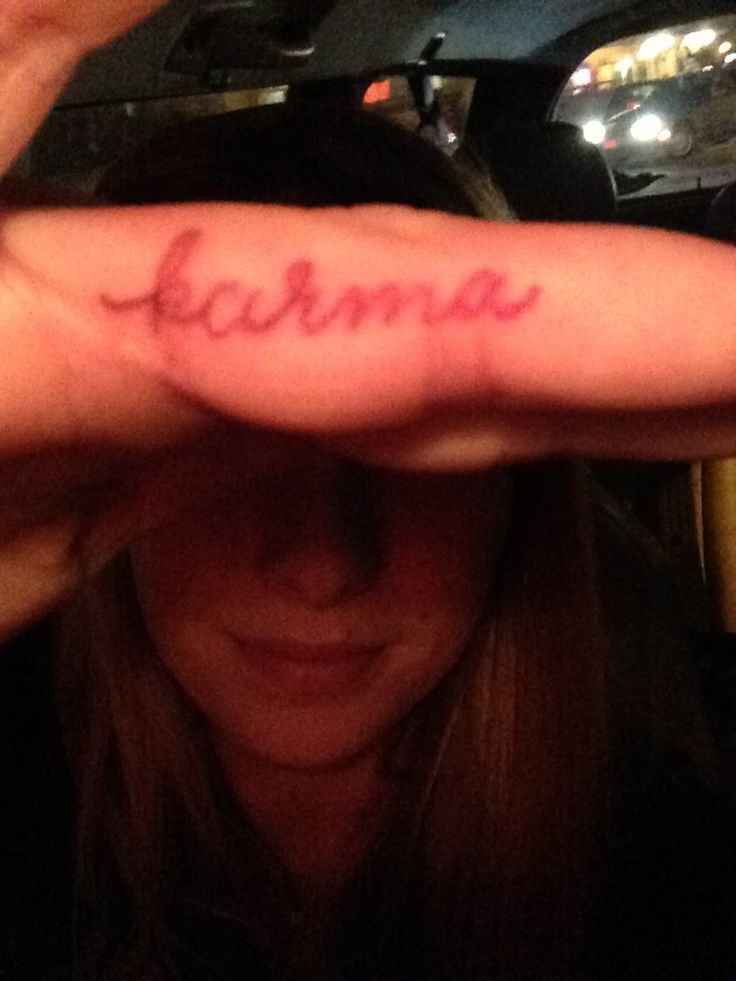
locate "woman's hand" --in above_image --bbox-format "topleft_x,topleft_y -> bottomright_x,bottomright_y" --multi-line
2,0 -> 170,49
0,0 -> 169,174
2,201 -> 736,636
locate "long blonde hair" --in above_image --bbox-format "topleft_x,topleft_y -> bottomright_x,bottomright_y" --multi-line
57,459 -> 610,980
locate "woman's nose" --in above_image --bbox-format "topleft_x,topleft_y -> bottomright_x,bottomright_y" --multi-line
258,460 -> 381,609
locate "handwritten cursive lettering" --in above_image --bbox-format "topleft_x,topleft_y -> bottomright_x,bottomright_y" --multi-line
101,228 -> 542,336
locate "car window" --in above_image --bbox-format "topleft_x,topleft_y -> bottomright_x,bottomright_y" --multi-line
553,14 -> 736,199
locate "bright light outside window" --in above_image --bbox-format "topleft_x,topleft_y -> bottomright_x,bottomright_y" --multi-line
629,113 -> 664,141
637,33 -> 675,61
571,67 -> 592,87
582,120 -> 606,144
682,28 -> 717,52
553,13 -> 736,198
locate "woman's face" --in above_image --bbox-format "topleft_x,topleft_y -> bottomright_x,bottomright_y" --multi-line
131,429 -> 510,770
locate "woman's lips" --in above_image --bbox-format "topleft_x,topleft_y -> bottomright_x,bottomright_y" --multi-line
232,637 -> 385,698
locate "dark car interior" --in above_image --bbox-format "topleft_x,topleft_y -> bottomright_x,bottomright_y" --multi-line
12,0 -> 736,831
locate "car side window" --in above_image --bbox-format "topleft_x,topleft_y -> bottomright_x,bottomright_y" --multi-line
553,14 -> 736,199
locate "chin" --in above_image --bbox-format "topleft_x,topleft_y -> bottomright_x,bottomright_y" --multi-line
218,705 -> 392,773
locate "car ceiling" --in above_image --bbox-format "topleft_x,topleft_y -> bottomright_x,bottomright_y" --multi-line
60,0 -> 736,106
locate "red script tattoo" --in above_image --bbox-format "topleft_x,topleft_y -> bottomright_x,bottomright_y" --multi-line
101,228 -> 542,336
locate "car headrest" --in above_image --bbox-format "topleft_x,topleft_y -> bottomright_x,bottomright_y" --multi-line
705,179 -> 736,243
472,121 -> 617,223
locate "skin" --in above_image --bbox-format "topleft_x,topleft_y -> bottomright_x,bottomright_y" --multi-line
131,438 -> 507,770
128,429 -> 509,893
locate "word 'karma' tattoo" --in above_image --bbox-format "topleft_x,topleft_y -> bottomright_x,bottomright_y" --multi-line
101,228 -> 542,336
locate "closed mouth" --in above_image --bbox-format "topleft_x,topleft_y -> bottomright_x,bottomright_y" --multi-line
230,635 -> 386,697
239,638 -> 384,664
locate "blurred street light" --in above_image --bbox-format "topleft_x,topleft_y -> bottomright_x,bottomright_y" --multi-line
637,33 -> 675,60
615,55 -> 634,78
682,28 -> 717,52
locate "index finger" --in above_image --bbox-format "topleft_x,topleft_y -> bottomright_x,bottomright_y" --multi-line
3,203 -> 736,460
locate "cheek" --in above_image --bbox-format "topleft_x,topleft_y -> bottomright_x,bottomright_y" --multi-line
132,495 -> 265,604
380,478 -> 508,636
385,532 -> 486,616
130,522 -> 244,653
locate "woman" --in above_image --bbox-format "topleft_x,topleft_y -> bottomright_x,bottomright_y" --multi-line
2,99 -> 731,981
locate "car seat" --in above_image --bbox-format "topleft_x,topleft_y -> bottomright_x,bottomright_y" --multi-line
469,120 -> 617,223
